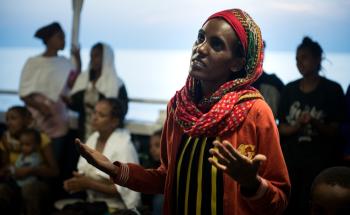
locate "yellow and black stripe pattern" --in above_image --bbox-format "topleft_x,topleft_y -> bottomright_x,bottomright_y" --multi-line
173,135 -> 223,215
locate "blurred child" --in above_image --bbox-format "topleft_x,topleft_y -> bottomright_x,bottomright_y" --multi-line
0,106 -> 59,215
310,166 -> 350,215
142,129 -> 163,215
1,106 -> 32,165
13,128 -> 42,187
149,129 -> 162,167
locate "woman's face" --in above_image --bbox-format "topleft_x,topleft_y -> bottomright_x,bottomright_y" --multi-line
296,48 -> 320,77
189,18 -> 243,85
47,31 -> 65,50
90,46 -> 103,72
91,101 -> 118,133
6,110 -> 27,136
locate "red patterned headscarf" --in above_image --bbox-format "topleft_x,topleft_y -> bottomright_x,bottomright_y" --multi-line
171,9 -> 264,137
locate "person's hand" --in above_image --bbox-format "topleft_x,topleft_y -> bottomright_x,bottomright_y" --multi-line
14,167 -> 33,178
71,45 -> 81,62
60,95 -> 71,105
208,140 -> 266,189
63,171 -> 90,193
298,112 -> 312,125
75,139 -> 118,177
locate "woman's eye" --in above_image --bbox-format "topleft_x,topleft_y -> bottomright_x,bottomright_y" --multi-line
197,31 -> 205,44
211,38 -> 224,51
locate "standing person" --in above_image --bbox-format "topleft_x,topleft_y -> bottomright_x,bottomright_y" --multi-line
60,98 -> 140,213
66,42 -> 128,141
252,41 -> 284,117
19,22 -> 81,164
0,106 -> 59,215
278,36 -> 346,214
75,9 -> 290,215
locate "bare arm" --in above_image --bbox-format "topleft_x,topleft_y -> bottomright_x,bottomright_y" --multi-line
32,143 -> 59,178
21,94 -> 52,117
278,112 -> 311,136
71,46 -> 81,74
64,171 -> 118,195
278,122 -> 301,136
15,144 -> 59,179
311,119 -> 339,137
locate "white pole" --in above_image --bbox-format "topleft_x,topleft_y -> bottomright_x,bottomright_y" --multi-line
71,0 -> 84,67
72,0 -> 83,48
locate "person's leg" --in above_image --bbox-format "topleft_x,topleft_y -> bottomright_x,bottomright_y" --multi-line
21,180 -> 50,215
0,181 -> 21,215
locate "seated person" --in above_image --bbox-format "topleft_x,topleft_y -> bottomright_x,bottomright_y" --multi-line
0,106 -> 59,215
310,166 -> 350,215
60,98 -> 140,213
13,128 -> 43,187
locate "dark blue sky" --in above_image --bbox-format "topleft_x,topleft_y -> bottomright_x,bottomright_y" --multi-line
1,0 -> 350,52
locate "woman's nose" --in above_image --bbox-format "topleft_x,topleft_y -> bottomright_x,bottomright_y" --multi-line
196,41 -> 209,56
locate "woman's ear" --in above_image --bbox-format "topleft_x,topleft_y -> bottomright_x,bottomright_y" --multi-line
230,57 -> 246,73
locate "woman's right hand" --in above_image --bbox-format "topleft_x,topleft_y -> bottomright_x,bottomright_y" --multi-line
75,139 -> 118,177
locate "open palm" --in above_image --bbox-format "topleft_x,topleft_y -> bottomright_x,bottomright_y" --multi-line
75,138 -> 117,176
208,140 -> 266,188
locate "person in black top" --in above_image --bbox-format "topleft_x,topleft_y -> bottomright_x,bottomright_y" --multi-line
278,36 -> 346,214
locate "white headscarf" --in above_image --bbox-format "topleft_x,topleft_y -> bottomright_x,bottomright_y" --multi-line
70,43 -> 122,97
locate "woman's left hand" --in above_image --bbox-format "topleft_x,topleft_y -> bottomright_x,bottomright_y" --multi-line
208,140 -> 266,189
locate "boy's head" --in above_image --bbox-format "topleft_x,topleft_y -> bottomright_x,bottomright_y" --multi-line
6,106 -> 32,137
19,128 -> 41,156
310,166 -> 350,215
149,129 -> 162,162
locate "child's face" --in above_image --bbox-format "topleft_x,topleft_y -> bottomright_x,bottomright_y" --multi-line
311,183 -> 350,215
149,134 -> 161,162
6,110 -> 27,136
19,134 -> 37,156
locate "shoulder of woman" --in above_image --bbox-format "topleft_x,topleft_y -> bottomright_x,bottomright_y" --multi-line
112,129 -> 131,142
22,56 -> 43,69
249,99 -> 274,121
321,77 -> 344,92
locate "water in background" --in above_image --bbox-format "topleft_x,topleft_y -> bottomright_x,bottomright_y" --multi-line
0,47 -> 349,122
